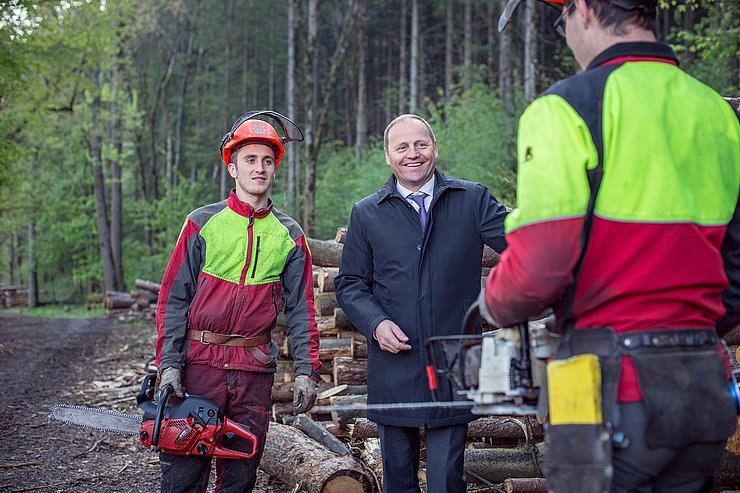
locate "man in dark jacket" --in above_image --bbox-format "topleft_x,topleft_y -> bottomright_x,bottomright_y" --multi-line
335,114 -> 508,492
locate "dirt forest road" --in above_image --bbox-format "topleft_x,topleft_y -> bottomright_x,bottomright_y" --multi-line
0,313 -> 161,492
0,313 -> 285,493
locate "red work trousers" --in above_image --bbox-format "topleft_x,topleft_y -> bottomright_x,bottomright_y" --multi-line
159,364 -> 273,493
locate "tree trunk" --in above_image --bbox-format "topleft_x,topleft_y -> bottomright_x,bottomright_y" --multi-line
317,267 -> 339,293
108,55 -> 125,292
398,0 -> 407,114
523,0 -> 536,101
221,0 -> 234,200
260,422 -> 374,493
303,0 -> 318,235
27,220 -> 37,308
504,478 -> 549,493
307,238 -> 343,267
174,1 -> 199,186
315,292 -> 338,316
464,0 -> 472,84
303,3 -> 357,235
498,0 -> 514,112
287,0 -> 298,210
135,279 -> 161,293
91,71 -> 116,293
465,443 -> 545,484
445,0 -> 454,101
355,0 -> 367,163
409,0 -> 419,113
333,356 -> 367,386
351,416 -> 544,441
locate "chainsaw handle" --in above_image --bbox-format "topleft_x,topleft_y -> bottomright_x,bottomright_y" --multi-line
152,384 -> 173,448
213,418 -> 259,459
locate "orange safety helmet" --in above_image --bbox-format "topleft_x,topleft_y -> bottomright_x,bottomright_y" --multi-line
220,110 -> 304,166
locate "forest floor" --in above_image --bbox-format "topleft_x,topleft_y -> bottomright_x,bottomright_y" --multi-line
0,312 -> 286,493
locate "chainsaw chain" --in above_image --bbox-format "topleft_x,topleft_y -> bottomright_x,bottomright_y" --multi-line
51,404 -> 141,436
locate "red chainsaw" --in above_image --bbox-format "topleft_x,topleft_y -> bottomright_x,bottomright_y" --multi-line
52,373 -> 258,459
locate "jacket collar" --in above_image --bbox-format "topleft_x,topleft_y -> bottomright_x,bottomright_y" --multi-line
227,189 -> 273,218
377,169 -> 465,204
587,42 -> 678,71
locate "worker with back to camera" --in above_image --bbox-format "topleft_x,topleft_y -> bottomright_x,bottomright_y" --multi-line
482,0 -> 740,491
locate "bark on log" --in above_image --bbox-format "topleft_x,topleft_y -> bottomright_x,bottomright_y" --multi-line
272,382 -> 295,402
464,443 -> 545,484
104,290 -> 135,309
260,422 -> 374,493
351,416 -> 543,441
330,394 -> 367,429
134,279 -> 161,293
316,292 -> 338,316
333,356 -> 367,386
293,413 -> 351,456
319,338 -> 354,361
308,238 -> 344,268
335,227 -> 347,244
723,324 -> 740,345
504,477 -> 548,493
482,245 -> 501,268
334,308 -> 353,328
318,267 -> 339,293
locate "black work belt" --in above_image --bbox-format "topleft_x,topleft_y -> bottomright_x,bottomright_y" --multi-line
620,329 -> 717,352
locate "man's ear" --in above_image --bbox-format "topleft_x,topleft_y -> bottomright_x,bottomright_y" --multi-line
227,163 -> 238,178
575,0 -> 591,28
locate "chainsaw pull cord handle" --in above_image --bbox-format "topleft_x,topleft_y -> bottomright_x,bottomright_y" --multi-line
152,384 -> 173,448
462,300 -> 482,335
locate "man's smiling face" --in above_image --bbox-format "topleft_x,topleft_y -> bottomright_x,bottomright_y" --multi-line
385,118 -> 438,192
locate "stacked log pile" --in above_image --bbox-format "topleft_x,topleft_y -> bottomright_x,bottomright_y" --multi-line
104,279 -> 160,321
0,285 -> 29,308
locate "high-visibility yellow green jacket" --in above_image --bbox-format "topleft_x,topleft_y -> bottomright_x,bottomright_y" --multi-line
156,191 -> 322,380
485,42 -> 740,401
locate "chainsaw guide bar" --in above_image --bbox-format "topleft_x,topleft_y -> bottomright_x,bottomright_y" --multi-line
51,404 -> 142,436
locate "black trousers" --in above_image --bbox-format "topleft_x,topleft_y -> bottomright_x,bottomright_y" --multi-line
378,423 -> 468,493
612,402 -> 726,493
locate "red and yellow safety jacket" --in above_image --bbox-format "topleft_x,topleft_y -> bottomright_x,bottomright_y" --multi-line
486,42 -> 740,401
156,191 -> 322,380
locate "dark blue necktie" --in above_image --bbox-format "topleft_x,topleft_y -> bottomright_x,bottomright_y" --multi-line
408,192 -> 428,228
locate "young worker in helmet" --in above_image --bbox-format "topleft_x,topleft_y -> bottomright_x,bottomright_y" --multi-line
155,111 -> 321,493
482,0 -> 740,492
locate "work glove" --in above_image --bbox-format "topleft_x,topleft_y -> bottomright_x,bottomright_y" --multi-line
293,375 -> 317,415
159,367 -> 185,398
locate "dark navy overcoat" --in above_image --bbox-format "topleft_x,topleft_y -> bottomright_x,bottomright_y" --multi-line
334,171 -> 508,427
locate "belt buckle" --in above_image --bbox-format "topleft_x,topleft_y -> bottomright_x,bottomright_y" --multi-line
200,330 -> 211,345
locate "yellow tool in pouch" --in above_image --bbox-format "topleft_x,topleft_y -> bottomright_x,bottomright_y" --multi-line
547,353 -> 602,425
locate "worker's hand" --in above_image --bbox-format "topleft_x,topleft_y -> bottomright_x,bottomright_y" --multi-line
374,319 -> 412,353
159,367 -> 185,398
477,289 -> 502,328
293,375 -> 317,415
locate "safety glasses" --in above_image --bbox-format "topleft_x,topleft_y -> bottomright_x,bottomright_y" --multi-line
553,1 -> 576,37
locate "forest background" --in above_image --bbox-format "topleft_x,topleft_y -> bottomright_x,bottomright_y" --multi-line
0,0 -> 737,305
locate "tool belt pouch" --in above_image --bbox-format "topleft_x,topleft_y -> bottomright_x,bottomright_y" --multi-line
628,335 -> 736,449
542,328 -> 621,493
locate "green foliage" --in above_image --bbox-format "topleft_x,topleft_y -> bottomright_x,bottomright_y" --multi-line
427,83 -> 519,207
667,0 -> 739,94
313,141 -> 390,239
6,304 -> 106,318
